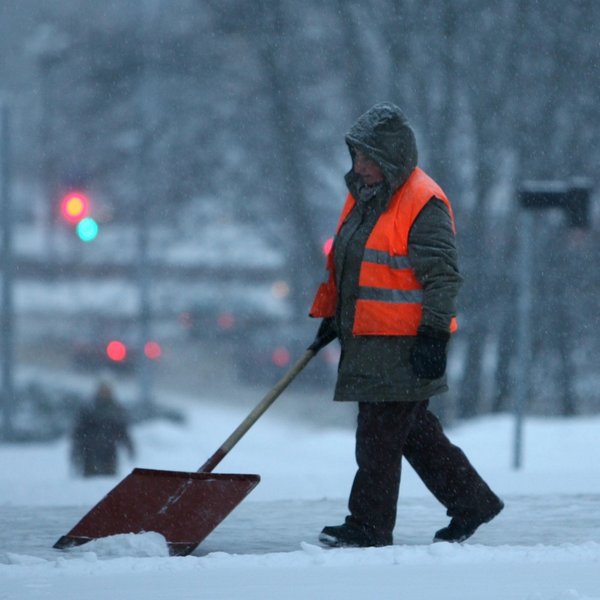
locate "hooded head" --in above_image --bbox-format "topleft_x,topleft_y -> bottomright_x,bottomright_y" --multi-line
94,381 -> 116,408
345,102 -> 418,192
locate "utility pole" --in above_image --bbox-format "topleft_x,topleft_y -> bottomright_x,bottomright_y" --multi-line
1,101 -> 15,441
136,0 -> 161,416
27,24 -> 69,261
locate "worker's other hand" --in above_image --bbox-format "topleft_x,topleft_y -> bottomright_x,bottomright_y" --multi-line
308,317 -> 338,353
410,326 -> 450,379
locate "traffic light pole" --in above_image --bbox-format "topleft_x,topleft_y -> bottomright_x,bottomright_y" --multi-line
1,102 -> 15,441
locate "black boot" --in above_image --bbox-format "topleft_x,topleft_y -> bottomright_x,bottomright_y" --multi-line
433,500 -> 504,543
319,523 -> 392,548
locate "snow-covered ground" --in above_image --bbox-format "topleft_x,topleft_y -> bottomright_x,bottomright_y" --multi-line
1,389 -> 600,600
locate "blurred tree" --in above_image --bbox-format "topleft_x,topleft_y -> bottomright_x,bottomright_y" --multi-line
3,0 -> 600,418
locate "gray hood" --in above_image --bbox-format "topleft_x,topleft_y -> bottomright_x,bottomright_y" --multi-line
345,102 -> 418,192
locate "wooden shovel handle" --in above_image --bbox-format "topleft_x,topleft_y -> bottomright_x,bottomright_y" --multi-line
198,349 -> 315,473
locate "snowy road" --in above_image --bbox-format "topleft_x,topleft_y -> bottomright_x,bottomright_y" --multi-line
2,494 -> 600,562
3,403 -> 600,598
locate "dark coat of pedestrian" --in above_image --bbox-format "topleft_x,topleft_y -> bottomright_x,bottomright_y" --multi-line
71,382 -> 135,477
309,102 -> 503,548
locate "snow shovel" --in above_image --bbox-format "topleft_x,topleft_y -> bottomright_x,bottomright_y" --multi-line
54,348 -> 315,556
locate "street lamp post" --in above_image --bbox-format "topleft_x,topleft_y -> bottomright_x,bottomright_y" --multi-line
513,180 -> 591,469
1,102 -> 15,441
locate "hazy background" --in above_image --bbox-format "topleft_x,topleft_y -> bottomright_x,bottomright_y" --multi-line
1,0 -> 599,442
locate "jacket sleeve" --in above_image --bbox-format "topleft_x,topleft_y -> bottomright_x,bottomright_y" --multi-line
408,198 -> 463,333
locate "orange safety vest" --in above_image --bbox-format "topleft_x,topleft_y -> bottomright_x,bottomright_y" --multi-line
310,167 -> 458,336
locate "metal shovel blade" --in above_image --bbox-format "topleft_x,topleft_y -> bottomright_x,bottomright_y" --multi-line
53,467 -> 260,556
54,351 -> 314,557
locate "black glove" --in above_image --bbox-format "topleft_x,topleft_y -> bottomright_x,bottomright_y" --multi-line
308,317 -> 338,354
409,326 -> 450,379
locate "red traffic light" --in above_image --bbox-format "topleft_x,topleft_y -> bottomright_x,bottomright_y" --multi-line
60,192 -> 90,224
106,340 -> 127,362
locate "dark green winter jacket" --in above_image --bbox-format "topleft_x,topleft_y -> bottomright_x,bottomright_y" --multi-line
332,103 -> 462,403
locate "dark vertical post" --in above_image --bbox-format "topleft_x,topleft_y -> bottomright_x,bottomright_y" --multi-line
137,177 -> 153,414
39,54 -> 56,261
136,0 -> 159,415
513,209 -> 534,469
1,102 -> 15,440
513,181 -> 591,468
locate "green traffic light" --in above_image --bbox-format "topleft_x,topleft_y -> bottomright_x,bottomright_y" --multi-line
76,217 -> 99,242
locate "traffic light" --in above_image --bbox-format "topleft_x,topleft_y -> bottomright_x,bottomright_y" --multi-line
59,191 -> 99,241
76,217 -> 99,242
106,340 -> 127,362
60,192 -> 89,223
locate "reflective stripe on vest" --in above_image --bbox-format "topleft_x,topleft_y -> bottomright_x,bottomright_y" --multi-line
362,248 -> 411,269
358,287 -> 423,303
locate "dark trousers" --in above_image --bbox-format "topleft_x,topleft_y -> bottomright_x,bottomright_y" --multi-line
346,400 -> 502,541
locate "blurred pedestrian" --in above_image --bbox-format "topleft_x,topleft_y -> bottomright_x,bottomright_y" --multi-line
309,102 -> 503,547
71,382 -> 134,477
